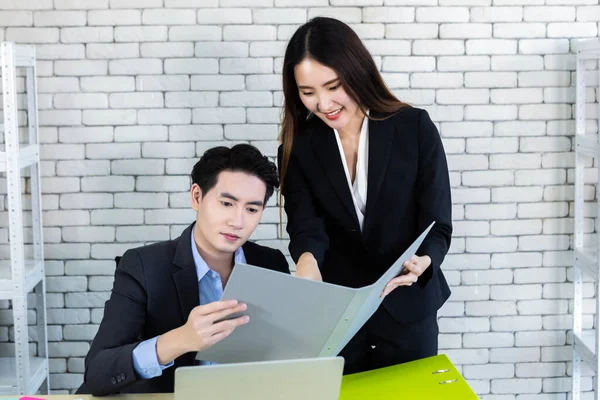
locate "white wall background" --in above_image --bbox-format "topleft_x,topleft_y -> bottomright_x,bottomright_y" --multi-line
0,0 -> 599,398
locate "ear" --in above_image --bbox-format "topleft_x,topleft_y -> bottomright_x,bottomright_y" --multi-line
191,184 -> 203,208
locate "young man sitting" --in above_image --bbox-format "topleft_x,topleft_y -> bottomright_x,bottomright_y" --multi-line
78,144 -> 289,395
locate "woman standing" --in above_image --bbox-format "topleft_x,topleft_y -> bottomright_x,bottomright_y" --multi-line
278,17 -> 453,374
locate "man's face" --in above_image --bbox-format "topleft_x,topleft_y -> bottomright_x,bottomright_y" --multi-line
192,170 -> 266,256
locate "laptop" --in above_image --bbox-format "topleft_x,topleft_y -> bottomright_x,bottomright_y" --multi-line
174,357 -> 345,400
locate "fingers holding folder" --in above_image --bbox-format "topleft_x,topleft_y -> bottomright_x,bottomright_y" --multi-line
156,300 -> 249,365
380,255 -> 432,298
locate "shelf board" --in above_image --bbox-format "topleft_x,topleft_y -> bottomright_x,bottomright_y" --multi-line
574,39 -> 600,54
574,330 -> 596,369
12,44 -> 36,69
575,247 -> 598,281
0,356 -> 47,395
576,135 -> 600,159
0,259 -> 44,300
0,144 -> 40,171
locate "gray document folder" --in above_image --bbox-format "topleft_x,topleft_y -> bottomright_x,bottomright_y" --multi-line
196,222 -> 435,364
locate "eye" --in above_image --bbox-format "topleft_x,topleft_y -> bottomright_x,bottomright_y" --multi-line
301,91 -> 313,96
247,207 -> 259,214
220,201 -> 233,207
329,84 -> 340,91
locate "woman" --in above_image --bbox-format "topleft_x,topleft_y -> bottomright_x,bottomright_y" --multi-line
278,17 -> 452,374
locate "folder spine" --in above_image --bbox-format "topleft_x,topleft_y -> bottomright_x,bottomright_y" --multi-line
317,291 -> 367,357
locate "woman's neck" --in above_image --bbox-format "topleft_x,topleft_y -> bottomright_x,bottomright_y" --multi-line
337,109 -> 366,140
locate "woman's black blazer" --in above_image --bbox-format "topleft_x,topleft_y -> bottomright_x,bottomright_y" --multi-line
279,106 -> 452,323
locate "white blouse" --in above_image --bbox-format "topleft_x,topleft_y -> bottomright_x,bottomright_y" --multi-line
333,113 -> 369,231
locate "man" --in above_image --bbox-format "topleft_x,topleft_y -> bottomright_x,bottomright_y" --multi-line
78,144 -> 290,396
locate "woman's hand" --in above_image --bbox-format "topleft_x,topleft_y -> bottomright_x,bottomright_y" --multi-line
380,255 -> 431,298
294,252 -> 323,281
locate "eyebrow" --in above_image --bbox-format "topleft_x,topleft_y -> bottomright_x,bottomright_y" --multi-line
297,78 -> 340,90
221,192 -> 264,207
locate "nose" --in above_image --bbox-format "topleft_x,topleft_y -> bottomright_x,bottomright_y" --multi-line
317,92 -> 334,113
227,205 -> 244,229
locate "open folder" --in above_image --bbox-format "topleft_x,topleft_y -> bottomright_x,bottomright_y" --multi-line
196,222 -> 435,364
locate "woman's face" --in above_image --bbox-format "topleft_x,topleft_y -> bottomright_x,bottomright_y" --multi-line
294,58 -> 363,132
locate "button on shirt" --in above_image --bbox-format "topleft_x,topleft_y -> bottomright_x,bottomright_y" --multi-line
132,229 -> 246,378
333,112 -> 369,231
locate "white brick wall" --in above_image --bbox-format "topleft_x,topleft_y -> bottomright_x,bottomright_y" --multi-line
0,1 -> 596,398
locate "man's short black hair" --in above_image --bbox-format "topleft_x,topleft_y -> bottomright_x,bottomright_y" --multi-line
191,144 -> 279,205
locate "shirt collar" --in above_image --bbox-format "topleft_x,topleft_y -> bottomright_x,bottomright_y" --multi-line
191,227 -> 246,282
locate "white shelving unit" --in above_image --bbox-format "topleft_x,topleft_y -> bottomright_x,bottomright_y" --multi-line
0,42 -> 49,395
573,38 -> 600,400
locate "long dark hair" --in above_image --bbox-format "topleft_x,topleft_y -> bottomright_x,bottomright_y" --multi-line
279,17 -> 410,191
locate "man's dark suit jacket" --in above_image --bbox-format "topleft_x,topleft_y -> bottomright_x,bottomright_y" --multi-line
279,106 -> 452,325
77,223 -> 289,396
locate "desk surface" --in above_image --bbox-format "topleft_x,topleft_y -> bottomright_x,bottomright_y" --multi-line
0,396 -> 170,400
0,355 -> 476,400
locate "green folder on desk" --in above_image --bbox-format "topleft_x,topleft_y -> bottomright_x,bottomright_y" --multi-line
340,354 -> 478,399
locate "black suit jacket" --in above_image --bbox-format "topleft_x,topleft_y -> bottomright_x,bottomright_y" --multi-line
77,223 -> 289,396
279,106 -> 452,324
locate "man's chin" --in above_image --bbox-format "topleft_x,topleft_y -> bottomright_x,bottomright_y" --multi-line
214,238 -> 246,253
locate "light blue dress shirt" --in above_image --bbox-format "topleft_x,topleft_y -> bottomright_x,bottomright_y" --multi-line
132,229 -> 246,379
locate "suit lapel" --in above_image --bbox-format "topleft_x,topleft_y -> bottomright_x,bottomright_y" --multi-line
310,121 -> 360,227
172,223 -> 200,320
242,241 -> 259,266
364,114 -> 394,237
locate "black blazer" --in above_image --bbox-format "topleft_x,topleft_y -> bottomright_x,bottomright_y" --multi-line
279,106 -> 452,324
77,223 -> 289,396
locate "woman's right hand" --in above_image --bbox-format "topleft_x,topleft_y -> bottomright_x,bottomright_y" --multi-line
295,252 -> 323,281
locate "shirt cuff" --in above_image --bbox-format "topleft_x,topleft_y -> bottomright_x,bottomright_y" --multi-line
132,336 -> 174,379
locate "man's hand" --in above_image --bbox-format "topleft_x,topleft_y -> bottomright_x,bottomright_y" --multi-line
380,255 -> 432,298
295,252 -> 322,281
156,300 -> 248,364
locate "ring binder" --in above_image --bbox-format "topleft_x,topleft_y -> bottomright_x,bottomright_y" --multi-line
339,354 -> 478,399
439,379 -> 458,385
